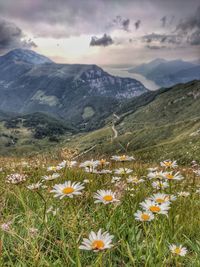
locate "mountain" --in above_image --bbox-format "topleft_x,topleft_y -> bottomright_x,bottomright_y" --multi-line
129,59 -> 198,87
129,58 -> 167,76
0,49 -> 147,131
0,49 -> 53,65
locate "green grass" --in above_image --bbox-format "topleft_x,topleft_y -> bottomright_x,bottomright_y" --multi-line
0,157 -> 200,266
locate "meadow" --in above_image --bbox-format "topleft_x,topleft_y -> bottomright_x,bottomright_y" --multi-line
0,155 -> 200,266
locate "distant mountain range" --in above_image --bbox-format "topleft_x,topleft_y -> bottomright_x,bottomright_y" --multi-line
0,49 -> 147,131
129,58 -> 200,87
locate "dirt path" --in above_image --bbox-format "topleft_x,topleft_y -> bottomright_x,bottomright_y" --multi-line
111,113 -> 120,139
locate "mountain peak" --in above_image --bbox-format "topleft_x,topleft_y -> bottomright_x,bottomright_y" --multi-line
1,49 -> 53,65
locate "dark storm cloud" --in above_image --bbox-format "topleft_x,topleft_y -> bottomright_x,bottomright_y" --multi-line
0,18 -> 36,52
176,6 -> 200,33
175,6 -> 200,45
161,16 -> 167,27
134,20 -> 141,30
112,16 -> 130,31
90,34 -> 114,47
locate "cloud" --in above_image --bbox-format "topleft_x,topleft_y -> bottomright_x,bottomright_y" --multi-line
0,18 -> 36,52
111,15 -> 130,32
176,6 -> 200,33
90,33 -> 114,47
146,45 -> 167,49
188,29 -> 200,45
135,20 -> 141,30
161,16 -> 167,27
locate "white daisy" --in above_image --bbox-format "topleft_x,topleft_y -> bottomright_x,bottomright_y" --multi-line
160,160 -> 178,169
94,190 -> 119,204
177,191 -> 190,197
98,159 -> 110,166
147,171 -> 165,180
169,244 -> 187,256
149,193 -> 176,204
47,166 -> 60,172
152,180 -> 169,190
80,160 -> 99,172
127,176 -> 144,184
111,176 -> 121,183
114,168 -> 133,175
42,173 -> 60,181
93,169 -> 112,174
111,155 -> 135,162
134,210 -> 154,222
50,181 -> 84,199
140,199 -> 170,215
163,171 -> 184,181
79,229 -> 114,251
27,182 -> 42,190
67,160 -> 77,168
57,160 -> 67,169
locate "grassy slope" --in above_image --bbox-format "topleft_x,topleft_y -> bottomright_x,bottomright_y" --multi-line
64,81 -> 200,163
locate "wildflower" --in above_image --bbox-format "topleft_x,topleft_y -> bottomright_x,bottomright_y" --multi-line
42,173 -> 60,181
80,160 -> 99,172
47,206 -> 59,216
67,160 -> 77,168
147,171 -> 165,180
50,181 -> 84,199
29,228 -> 39,236
6,173 -> 27,184
111,155 -> 135,162
163,171 -> 184,181
98,159 -> 109,167
27,182 -> 42,190
111,176 -> 121,183
127,176 -> 144,184
47,166 -> 60,172
177,191 -> 190,197
149,193 -> 176,204
94,190 -> 119,204
79,229 -> 114,251
1,221 -> 12,232
92,169 -> 112,174
83,179 -> 90,183
140,200 -> 170,215
114,168 -> 133,175
134,210 -> 154,222
57,160 -> 67,169
169,244 -> 187,256
160,160 -> 178,169
152,180 -> 169,190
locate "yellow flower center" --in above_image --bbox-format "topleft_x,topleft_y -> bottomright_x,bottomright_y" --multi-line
92,240 -> 105,250
165,161 -> 172,167
156,198 -> 165,203
120,155 -> 126,160
149,205 -> 161,213
100,159 -> 106,165
141,213 -> 150,221
174,247 -> 181,254
103,195 -> 113,202
166,174 -> 174,179
62,187 -> 74,194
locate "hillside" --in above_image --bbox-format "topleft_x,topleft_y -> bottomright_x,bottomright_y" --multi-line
64,80 -> 200,163
0,49 -> 147,131
0,112 -> 76,155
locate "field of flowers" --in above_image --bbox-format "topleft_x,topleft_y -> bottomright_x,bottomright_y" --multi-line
0,155 -> 200,266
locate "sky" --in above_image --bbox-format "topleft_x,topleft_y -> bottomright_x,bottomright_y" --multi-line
0,0 -> 199,66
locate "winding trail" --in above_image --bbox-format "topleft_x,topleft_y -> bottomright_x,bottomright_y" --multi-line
111,113 -> 120,139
